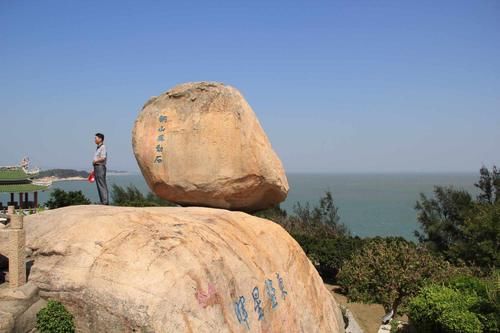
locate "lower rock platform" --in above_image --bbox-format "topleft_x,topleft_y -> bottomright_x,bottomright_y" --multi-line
23,205 -> 345,333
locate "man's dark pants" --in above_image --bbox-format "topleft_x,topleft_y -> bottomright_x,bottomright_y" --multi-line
94,164 -> 109,205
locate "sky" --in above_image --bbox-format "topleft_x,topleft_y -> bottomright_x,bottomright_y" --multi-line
0,0 -> 499,173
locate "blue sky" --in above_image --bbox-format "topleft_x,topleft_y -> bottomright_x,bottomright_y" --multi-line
1,1 -> 499,173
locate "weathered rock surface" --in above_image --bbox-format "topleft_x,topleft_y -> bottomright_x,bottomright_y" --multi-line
24,206 -> 344,333
132,82 -> 289,212
0,282 -> 43,333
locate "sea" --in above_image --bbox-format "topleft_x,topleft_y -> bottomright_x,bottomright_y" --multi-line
1,173 -> 479,240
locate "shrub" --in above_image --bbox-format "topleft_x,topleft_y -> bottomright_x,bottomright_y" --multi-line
46,189 -> 91,209
36,300 -> 75,333
446,274 -> 499,333
337,237 -> 464,315
408,284 -> 482,333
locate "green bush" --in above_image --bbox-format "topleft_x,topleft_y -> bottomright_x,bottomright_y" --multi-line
445,274 -> 499,333
36,300 -> 75,333
446,275 -> 488,296
46,189 -> 91,209
408,284 -> 482,333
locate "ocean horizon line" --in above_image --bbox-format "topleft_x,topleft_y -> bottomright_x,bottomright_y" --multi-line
45,169 -> 479,176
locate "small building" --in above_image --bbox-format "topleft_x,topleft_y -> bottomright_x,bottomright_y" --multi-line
0,166 -> 50,211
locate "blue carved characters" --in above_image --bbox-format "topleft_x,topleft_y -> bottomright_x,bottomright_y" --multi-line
154,114 -> 167,164
252,287 -> 264,321
265,279 -> 278,309
232,273 -> 288,329
234,296 -> 250,329
276,273 -> 288,299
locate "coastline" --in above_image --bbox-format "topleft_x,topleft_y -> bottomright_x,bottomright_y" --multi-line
37,176 -> 86,183
37,172 -> 130,183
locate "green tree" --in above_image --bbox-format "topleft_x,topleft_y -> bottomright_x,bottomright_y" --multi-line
294,234 -> 364,281
414,186 -> 475,254
253,191 -> 354,282
111,184 -> 175,207
337,237 -> 464,316
475,165 -> 500,204
318,191 -> 341,226
290,191 -> 349,237
415,166 -> 500,271
46,189 -> 91,209
448,203 -> 500,270
254,191 -> 348,238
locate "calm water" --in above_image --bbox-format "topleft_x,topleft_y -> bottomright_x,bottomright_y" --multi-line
1,173 -> 478,239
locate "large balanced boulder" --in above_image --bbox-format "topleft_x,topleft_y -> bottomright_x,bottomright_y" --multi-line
24,206 -> 344,333
132,82 -> 289,212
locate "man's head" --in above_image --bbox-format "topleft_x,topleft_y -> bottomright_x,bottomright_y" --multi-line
95,133 -> 105,145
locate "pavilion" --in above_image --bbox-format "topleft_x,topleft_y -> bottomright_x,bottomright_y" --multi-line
0,166 -> 50,211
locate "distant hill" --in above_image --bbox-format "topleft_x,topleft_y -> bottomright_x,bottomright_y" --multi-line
108,170 -> 129,174
35,169 -> 88,179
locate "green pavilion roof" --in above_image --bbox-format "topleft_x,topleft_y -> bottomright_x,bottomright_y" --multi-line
0,167 -> 35,181
0,183 -> 49,193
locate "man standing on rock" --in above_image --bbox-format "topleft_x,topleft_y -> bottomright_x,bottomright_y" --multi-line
93,133 -> 109,205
